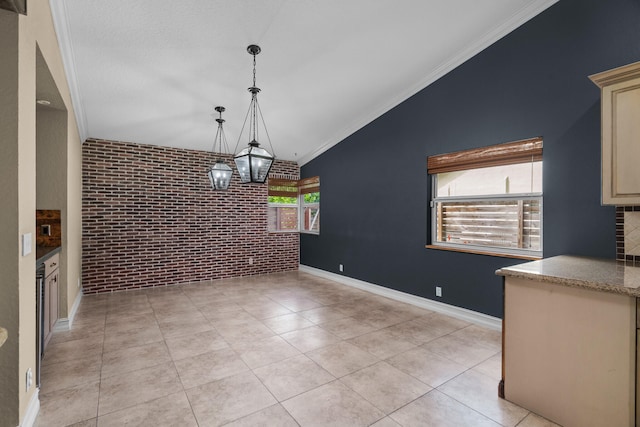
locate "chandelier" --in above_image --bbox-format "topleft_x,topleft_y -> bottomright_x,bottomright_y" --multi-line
207,106 -> 233,190
233,45 -> 275,184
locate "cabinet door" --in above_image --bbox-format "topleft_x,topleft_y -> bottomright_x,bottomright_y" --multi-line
43,274 -> 53,349
50,270 -> 59,330
591,62 -> 640,205
600,74 -> 640,204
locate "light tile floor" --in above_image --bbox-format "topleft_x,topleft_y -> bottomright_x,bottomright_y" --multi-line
35,271 -> 560,427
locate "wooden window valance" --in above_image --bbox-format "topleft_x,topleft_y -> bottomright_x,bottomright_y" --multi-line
268,179 -> 298,197
298,176 -> 320,195
427,137 -> 543,174
268,176 -> 319,196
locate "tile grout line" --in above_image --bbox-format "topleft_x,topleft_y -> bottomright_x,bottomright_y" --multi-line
38,273 -> 516,426
94,301 -> 107,424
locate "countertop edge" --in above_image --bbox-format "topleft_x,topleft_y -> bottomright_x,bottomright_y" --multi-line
496,268 -> 639,297
496,256 -> 640,298
36,246 -> 62,265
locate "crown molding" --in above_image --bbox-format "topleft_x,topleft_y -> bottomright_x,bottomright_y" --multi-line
49,0 -> 89,143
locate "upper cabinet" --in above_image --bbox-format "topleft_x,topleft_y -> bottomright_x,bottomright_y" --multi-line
590,62 -> 640,205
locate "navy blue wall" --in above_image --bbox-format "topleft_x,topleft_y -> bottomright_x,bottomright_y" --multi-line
300,0 -> 640,318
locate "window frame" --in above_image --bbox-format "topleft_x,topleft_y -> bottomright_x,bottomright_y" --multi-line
430,188 -> 543,259
427,138 -> 543,259
267,200 -> 300,233
300,192 -> 320,235
267,176 -> 320,234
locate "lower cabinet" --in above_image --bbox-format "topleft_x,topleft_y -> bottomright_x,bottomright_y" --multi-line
502,276 -> 636,427
42,254 -> 59,350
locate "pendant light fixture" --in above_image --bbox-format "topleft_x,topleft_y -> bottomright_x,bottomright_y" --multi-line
233,45 -> 275,184
207,106 -> 233,190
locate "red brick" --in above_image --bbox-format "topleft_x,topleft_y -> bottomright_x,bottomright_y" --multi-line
82,138 -> 299,294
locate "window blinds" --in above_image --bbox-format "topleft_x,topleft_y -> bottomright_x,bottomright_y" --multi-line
298,176 -> 320,195
268,176 -> 319,196
267,179 -> 298,197
427,137 -> 543,174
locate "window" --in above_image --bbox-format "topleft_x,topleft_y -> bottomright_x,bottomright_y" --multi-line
268,176 -> 320,234
428,138 -> 542,258
267,178 -> 299,232
299,177 -> 320,234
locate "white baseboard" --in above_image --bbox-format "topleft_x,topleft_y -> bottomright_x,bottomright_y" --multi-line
52,320 -> 68,332
20,388 -> 39,427
67,290 -> 82,328
53,290 -> 82,332
298,265 -> 502,331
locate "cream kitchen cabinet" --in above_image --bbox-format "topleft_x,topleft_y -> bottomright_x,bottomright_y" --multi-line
590,61 -> 640,205
42,252 -> 59,349
497,256 -> 640,427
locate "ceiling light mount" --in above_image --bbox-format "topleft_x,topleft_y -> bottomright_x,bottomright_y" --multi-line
247,44 -> 261,56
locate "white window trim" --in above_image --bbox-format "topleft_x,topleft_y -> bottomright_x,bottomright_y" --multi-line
268,197 -> 320,234
300,197 -> 320,235
267,176 -> 319,234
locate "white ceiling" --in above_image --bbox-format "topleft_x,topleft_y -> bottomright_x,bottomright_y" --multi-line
50,0 -> 557,165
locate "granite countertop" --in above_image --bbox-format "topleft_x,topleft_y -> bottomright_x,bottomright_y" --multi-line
496,255 -> 640,297
36,246 -> 61,265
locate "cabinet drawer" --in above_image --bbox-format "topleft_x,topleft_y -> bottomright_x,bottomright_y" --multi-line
44,253 -> 59,277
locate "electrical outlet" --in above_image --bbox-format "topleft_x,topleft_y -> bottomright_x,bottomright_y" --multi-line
249,257 -> 254,265
339,264 -> 343,272
26,368 -> 33,392
435,286 -> 442,297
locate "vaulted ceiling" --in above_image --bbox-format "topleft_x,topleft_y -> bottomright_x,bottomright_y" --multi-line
50,0 -> 557,164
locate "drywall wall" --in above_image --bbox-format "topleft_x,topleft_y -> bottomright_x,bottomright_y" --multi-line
0,1 -> 84,425
301,0 -> 640,317
0,9 -> 22,426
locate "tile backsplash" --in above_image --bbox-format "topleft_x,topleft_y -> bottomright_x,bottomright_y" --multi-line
616,206 -> 640,262
36,209 -> 61,247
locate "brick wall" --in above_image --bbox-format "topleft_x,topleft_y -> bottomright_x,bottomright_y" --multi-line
82,138 -> 299,294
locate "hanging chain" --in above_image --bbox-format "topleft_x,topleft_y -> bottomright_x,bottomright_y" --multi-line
213,107 -> 227,159
253,53 -> 257,88
216,108 -> 223,154
251,52 -> 259,143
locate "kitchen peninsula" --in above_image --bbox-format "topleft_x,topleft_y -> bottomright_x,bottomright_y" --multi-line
497,255 -> 640,427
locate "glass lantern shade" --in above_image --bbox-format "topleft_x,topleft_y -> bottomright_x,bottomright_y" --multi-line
207,161 -> 233,190
233,141 -> 274,183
